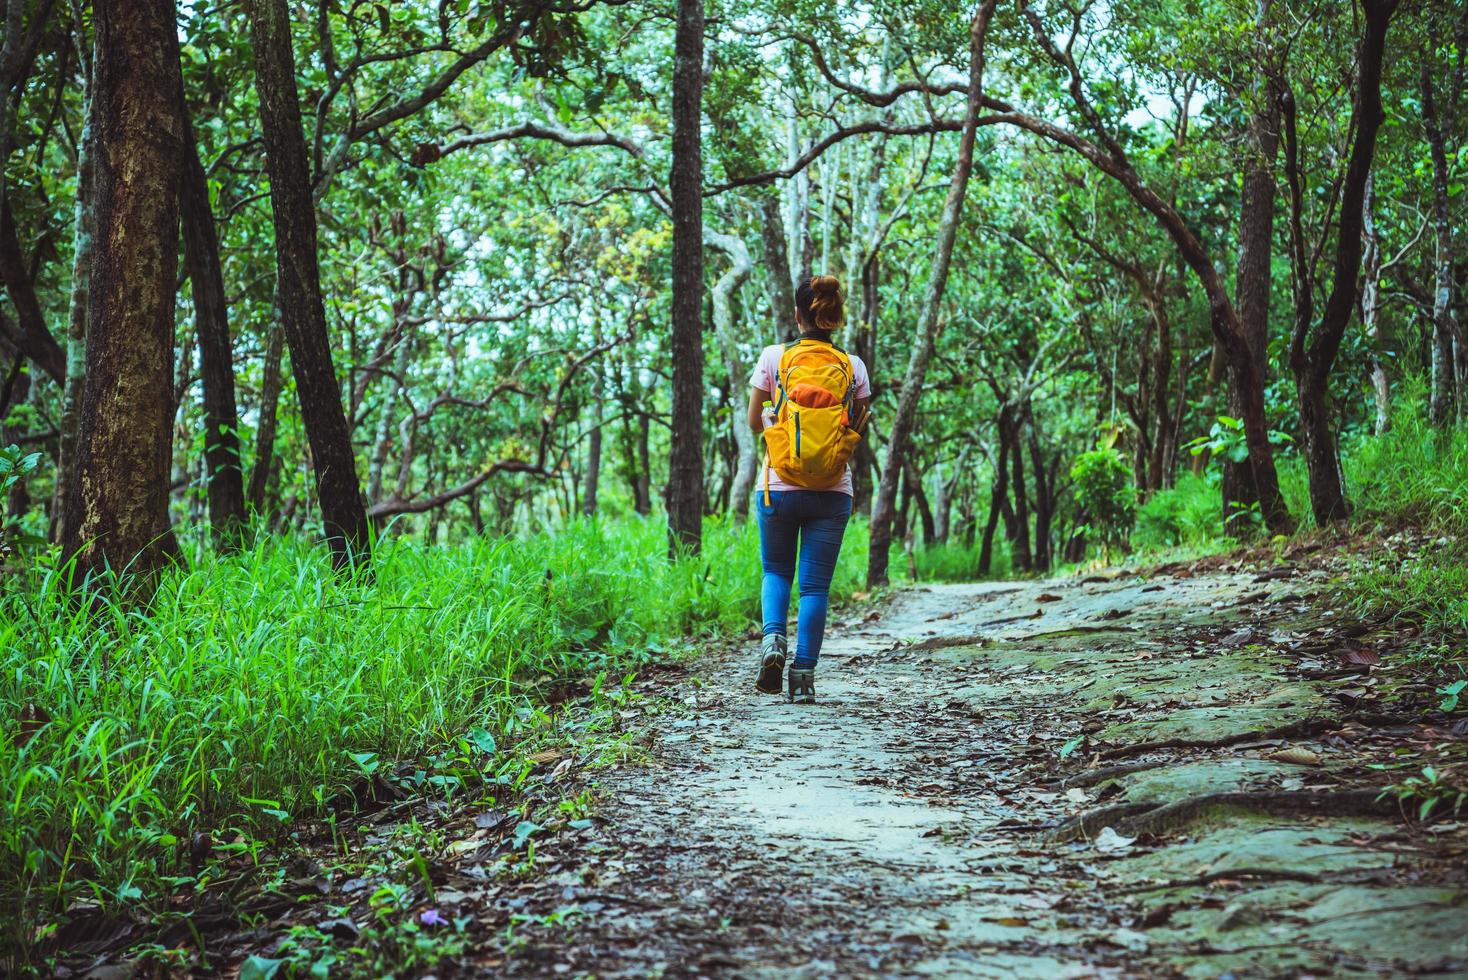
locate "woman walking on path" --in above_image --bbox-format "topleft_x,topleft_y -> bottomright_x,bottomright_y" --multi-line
747,275 -> 871,703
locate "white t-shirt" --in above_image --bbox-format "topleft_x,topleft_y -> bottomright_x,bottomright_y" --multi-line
748,343 -> 872,496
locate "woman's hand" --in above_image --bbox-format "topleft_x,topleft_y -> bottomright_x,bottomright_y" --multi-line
748,387 -> 771,434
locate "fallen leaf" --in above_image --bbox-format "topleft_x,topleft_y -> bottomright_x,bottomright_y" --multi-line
1268,746 -> 1321,766
982,916 -> 1032,927
474,809 -> 510,830
1065,787 -> 1089,803
1036,593 -> 1064,603
527,750 -> 563,765
1093,826 -> 1137,854
1340,647 -> 1381,666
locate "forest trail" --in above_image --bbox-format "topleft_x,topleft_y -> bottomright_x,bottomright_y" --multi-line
489,561 -> 1468,978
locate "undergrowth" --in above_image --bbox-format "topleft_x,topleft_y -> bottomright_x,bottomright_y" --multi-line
0,515 -> 867,959
1338,402 -> 1468,639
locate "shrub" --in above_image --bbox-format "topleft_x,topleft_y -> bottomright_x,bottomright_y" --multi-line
1070,447 -> 1135,558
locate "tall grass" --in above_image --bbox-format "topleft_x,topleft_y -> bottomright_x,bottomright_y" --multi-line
0,515 -> 868,950
912,535 -> 1014,582
1337,398 -> 1468,637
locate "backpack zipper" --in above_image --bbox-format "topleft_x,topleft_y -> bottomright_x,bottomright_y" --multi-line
794,412 -> 801,458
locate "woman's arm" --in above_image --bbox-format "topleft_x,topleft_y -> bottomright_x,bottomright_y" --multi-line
748,387 -> 770,434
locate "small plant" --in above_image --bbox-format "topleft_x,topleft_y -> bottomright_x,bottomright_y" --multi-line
1438,679 -> 1466,713
0,444 -> 42,560
1379,764 -> 1468,822
1070,446 -> 1135,561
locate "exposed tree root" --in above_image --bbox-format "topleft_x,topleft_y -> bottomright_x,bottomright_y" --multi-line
906,632 -> 989,652
1115,867 -> 1322,894
1096,712 -> 1414,761
1048,802 -> 1158,841
1049,789 -> 1399,843
1046,761 -> 1166,789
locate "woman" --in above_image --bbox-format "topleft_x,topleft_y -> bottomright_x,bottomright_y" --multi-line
747,275 -> 871,704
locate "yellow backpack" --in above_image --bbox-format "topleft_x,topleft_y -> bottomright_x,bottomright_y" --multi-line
762,338 -> 862,504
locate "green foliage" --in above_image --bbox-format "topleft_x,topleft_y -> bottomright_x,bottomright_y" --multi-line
1070,447 -> 1136,557
1134,471 -> 1224,551
0,445 -> 43,558
1336,396 -> 1468,639
1345,409 -> 1468,536
1378,765 -> 1467,823
1439,680 -> 1466,714
0,516 -> 867,950
913,535 -> 1013,582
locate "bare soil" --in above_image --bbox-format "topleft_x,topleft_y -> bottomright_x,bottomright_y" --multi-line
479,562 -> 1468,978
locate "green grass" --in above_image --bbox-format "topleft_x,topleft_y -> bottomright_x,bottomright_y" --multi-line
1128,389 -> 1468,641
912,534 -> 1014,582
1134,471 -> 1231,552
0,514 -> 869,956
1336,399 -> 1468,638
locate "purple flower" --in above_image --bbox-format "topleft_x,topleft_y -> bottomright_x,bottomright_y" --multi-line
419,908 -> 446,927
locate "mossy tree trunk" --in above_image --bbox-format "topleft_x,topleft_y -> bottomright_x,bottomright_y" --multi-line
62,0 -> 184,588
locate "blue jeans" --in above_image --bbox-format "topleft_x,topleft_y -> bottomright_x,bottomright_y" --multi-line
755,490 -> 853,670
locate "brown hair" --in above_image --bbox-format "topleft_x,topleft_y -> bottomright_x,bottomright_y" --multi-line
795,275 -> 845,340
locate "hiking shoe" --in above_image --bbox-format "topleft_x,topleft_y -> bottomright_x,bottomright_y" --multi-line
787,667 -> 815,705
756,634 -> 787,694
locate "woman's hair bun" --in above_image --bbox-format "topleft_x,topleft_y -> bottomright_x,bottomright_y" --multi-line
797,275 -> 845,333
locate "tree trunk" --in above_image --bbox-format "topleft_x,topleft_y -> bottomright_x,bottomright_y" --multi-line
978,424 -> 1009,576
707,230 -> 757,520
1028,421 -> 1053,573
851,246 -> 881,516
867,0 -> 998,587
0,201 -> 65,384
246,292 -> 284,516
1423,56 -> 1463,426
1226,3 -> 1278,526
179,99 -> 246,551
1008,411 -> 1031,573
52,63 -> 92,542
759,196 -> 797,342
583,401 -> 602,517
636,411 -> 652,515
1147,297 -> 1174,492
2,357 -> 29,518
932,462 -> 953,545
1362,175 -> 1391,435
61,0 -> 183,587
366,333 -> 409,504
248,0 -> 369,568
893,463 -> 910,544
907,458 -> 936,547
1283,0 -> 1396,525
666,0 -> 705,557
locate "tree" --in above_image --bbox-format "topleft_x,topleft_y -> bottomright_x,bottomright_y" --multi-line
867,0 -> 999,587
1281,0 -> 1399,524
666,0 -> 704,557
1226,0 -> 1279,525
248,0 -> 370,568
179,98 -> 246,550
1420,3 -> 1468,424
1007,0 -> 1295,534
61,0 -> 183,586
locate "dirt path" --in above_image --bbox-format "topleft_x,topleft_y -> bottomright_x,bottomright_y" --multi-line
489,566 -> 1468,978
